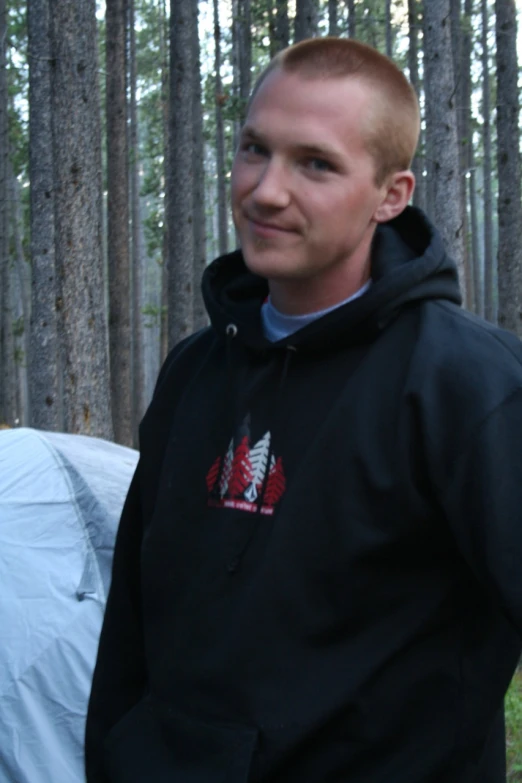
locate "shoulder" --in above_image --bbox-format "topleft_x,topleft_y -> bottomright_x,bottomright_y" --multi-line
412,300 -> 522,390
153,326 -> 218,397
405,301 -> 522,437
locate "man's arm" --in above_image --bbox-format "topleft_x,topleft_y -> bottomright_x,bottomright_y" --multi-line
439,387 -> 522,632
85,463 -> 147,783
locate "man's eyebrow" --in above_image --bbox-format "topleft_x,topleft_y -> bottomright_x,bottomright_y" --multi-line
240,126 -> 343,162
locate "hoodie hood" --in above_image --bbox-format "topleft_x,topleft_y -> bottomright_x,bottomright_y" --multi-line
202,206 -> 462,353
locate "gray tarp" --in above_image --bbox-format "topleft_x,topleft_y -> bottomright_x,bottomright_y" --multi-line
0,428 -> 138,783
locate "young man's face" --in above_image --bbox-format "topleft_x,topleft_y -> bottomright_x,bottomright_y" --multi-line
230,68 -> 392,314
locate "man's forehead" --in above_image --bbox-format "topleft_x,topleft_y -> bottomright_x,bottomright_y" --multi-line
243,71 -> 375,150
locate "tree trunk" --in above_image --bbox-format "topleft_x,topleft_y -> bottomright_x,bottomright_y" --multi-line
495,0 -> 522,337
328,0 -> 338,36
9,163 -> 30,425
214,0 -> 228,257
347,0 -> 356,38
385,0 -> 392,57
462,0 -> 480,313
0,0 -> 13,425
407,0 -> 425,211
49,0 -> 113,438
28,0 -> 61,430
159,0 -> 169,362
237,0 -> 252,127
423,0 -> 466,301
168,0 -> 195,348
482,0 -> 495,321
271,0 -> 289,55
294,0 -> 318,42
192,0 -> 207,331
106,0 -> 131,445
128,0 -> 145,441
449,0 -> 473,309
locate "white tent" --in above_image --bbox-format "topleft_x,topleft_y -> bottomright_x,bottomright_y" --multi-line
0,428 -> 138,783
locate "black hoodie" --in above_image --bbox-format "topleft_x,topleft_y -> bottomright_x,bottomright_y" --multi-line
86,207 -> 522,783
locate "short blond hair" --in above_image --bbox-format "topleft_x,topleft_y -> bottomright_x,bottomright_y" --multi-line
249,37 -> 420,186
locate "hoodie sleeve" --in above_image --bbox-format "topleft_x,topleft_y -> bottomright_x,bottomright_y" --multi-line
438,387 -> 522,633
85,462 -> 147,783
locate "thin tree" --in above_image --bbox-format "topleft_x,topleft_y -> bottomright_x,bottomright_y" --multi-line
168,0 -> 195,348
192,0 -> 207,330
385,0 -> 392,57
462,0 -> 480,313
482,0 -> 494,321
423,0 -> 467,301
495,0 -> 522,337
106,0 -> 132,445
49,0 -> 113,438
214,0 -> 228,257
294,0 -> 318,42
0,0 -> 13,425
28,0 -> 61,430
328,0 -> 338,36
128,0 -> 146,438
450,0 -> 473,309
271,0 -> 289,55
407,0 -> 425,211
237,0 -> 252,127
159,0 -> 169,361
347,0 -> 356,38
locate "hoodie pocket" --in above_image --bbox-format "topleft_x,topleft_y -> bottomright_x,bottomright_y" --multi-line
104,696 -> 258,783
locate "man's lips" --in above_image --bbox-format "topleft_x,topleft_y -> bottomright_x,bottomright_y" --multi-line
246,216 -> 297,237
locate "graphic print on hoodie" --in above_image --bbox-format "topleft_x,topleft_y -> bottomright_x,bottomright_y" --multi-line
206,413 -> 286,515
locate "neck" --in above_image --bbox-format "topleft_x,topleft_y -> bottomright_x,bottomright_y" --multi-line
269,250 -> 372,316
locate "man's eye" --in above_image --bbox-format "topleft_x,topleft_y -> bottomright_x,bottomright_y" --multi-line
306,158 -> 333,173
241,142 -> 267,157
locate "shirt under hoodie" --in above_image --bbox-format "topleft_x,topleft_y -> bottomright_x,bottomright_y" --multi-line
86,206 -> 522,783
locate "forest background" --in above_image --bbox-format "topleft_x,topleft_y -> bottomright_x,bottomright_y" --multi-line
0,0 -> 521,447
0,0 -> 522,775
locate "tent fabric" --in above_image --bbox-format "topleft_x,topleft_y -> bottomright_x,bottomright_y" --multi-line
0,428 -> 138,783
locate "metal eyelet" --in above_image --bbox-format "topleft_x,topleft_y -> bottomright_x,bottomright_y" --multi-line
226,323 -> 238,337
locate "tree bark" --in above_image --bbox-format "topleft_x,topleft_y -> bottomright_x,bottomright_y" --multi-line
28,0 -> 61,430
9,163 -> 30,425
348,0 -> 356,38
462,0 -> 480,313
214,0 -> 228,257
328,0 -> 338,36
495,0 -> 522,337
294,0 -> 318,42
106,0 -> 131,445
237,0 -> 252,127
128,0 -> 145,442
482,0 -> 495,321
449,0 -> 473,309
271,0 -> 289,56
0,0 -> 13,425
423,0 -> 466,301
168,0 -> 195,348
49,0 -> 113,438
159,0 -> 169,362
192,0 -> 207,331
408,0 -> 425,211
385,0 -> 392,57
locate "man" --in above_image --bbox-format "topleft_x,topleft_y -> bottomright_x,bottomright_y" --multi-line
86,37 -> 522,782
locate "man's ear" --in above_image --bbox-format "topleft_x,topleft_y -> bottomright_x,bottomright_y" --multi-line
374,170 -> 416,223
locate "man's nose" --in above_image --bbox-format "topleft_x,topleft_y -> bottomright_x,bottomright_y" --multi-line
252,159 -> 291,209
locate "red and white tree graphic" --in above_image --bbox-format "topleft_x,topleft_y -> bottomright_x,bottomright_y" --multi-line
227,436 -> 254,498
206,456 -> 221,493
264,456 -> 286,507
